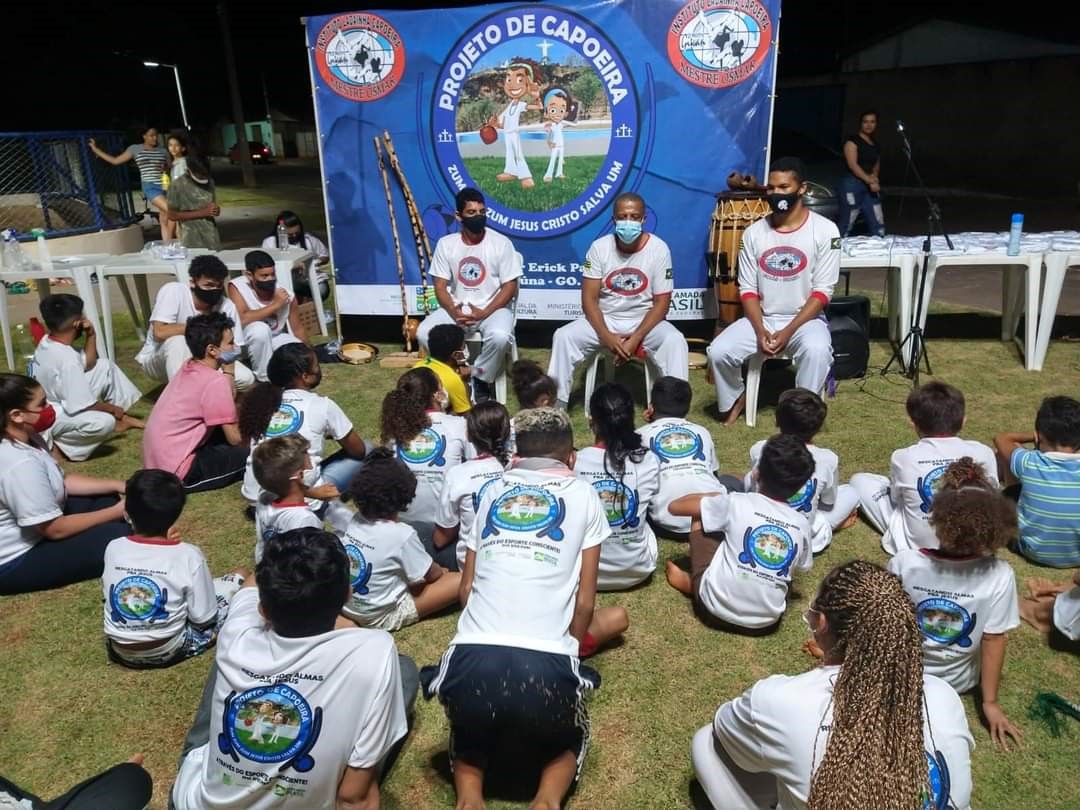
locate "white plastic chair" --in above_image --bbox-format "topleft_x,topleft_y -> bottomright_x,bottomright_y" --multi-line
463,251 -> 522,405
744,351 -> 827,428
583,352 -> 654,409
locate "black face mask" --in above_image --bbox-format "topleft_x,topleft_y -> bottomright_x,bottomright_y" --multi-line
288,234 -> 301,245
767,192 -> 801,214
192,286 -> 223,306
254,278 -> 277,294
461,214 -> 486,235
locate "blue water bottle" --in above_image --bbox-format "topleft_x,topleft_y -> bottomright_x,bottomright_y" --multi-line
1007,213 -> 1023,256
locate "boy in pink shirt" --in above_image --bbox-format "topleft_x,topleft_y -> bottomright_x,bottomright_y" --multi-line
143,313 -> 249,492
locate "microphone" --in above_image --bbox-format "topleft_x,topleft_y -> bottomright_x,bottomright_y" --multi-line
896,119 -> 905,134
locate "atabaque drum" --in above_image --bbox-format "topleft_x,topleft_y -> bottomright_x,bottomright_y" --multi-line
708,192 -> 771,327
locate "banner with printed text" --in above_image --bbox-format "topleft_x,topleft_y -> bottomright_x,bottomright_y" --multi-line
305,0 -> 781,320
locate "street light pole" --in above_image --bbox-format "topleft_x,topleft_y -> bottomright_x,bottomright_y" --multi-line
144,61 -> 190,130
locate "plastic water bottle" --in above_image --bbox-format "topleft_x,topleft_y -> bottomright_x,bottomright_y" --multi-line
1,229 -> 16,271
31,228 -> 52,272
276,219 -> 289,252
1007,213 -> 1023,257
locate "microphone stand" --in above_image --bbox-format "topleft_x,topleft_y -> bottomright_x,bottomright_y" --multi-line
882,121 -> 953,387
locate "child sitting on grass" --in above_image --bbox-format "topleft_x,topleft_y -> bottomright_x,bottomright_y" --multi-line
102,469 -> 246,669
340,448 -> 461,631
666,434 -> 814,633
251,434 -> 339,563
887,457 -> 1024,751
994,395 -> 1080,568
511,358 -> 558,409
744,388 -> 860,552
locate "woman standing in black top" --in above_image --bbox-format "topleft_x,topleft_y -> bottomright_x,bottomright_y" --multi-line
837,110 -> 885,237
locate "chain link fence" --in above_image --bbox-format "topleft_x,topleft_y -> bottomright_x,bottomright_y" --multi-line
0,130 -> 141,240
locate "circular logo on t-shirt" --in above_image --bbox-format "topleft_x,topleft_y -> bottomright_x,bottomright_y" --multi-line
484,485 -> 565,541
224,685 -> 317,766
471,475 -> 501,511
758,246 -> 808,278
787,478 -> 817,513
741,524 -> 796,571
592,479 -> 640,529
111,575 -> 167,622
924,749 -> 951,810
916,597 -> 975,647
314,13 -> 406,102
457,256 -> 487,288
266,404 -> 304,437
397,428 -> 447,467
666,0 -> 773,89
917,465 -> 948,513
343,542 -> 373,595
652,426 -> 704,461
604,267 -> 649,296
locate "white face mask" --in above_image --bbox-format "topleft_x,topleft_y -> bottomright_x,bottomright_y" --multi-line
437,390 -> 450,412
293,466 -> 320,488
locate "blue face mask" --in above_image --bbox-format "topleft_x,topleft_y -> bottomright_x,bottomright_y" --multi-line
218,348 -> 242,364
614,218 -> 643,244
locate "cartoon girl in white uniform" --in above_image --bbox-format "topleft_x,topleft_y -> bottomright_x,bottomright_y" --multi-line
542,87 -> 578,183
487,59 -> 543,189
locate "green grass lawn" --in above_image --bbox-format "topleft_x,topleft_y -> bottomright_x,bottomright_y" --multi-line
463,156 -> 605,212
2,314 -> 1080,809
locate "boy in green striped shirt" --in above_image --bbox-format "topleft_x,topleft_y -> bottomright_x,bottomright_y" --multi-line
995,396 -> 1080,567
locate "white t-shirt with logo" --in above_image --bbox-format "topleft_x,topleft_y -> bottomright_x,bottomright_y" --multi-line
253,500 -> 323,564
573,445 -> 660,589
746,440 -> 838,553
395,411 -> 470,532
887,437 -> 999,553
434,456 -> 506,569
430,229 -> 521,312
637,417 -> 719,533
737,211 -> 841,320
340,518 -> 434,626
711,666 -> 974,810
137,281 -> 246,365
32,336 -> 96,415
887,549 -> 1020,693
0,438 -> 66,567
102,536 -> 217,644
172,588 -> 407,810
229,276 -> 292,336
583,233 -> 674,325
452,461 -> 610,656
698,491 -> 813,628
241,388 -> 355,502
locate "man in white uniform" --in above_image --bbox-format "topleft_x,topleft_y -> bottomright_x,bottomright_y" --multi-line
707,157 -> 840,425
136,255 -> 255,390
548,192 -> 689,408
418,188 -> 521,403
227,250 -> 306,382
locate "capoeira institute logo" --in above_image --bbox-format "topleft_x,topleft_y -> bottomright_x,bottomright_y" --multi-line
738,525 -> 797,576
314,13 -> 406,102
457,256 -> 488,288
109,575 -> 169,624
433,5 -> 638,238
916,598 -> 976,648
759,246 -> 807,279
604,267 -> 649,296
651,426 -> 706,462
483,485 -> 566,541
266,404 -> 304,437
220,685 -> 322,771
667,0 -> 773,89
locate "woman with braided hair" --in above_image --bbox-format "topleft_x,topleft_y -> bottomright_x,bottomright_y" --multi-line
691,559 -> 974,810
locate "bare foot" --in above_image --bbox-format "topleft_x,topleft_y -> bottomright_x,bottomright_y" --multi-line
803,638 -> 825,659
121,414 -> 146,430
520,178 -> 535,189
127,753 -> 145,766
495,173 -> 515,183
837,509 -> 859,531
457,800 -> 486,810
1019,596 -> 1055,633
719,393 -> 746,427
665,560 -> 692,595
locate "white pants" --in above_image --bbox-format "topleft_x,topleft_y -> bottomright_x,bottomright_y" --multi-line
138,335 -> 255,391
245,322 -> 301,382
691,725 -> 778,810
48,359 -> 143,462
849,472 -> 910,554
706,316 -> 833,412
503,131 -> 531,179
811,482 -> 862,552
548,316 -> 689,405
417,306 -> 515,384
544,146 -> 565,179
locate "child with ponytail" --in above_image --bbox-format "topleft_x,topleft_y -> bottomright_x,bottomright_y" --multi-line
888,456 -> 1024,751
692,559 -> 974,810
433,402 -> 511,571
510,359 -> 557,410
574,382 -> 660,590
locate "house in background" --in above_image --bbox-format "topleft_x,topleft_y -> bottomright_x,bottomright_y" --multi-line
775,19 -> 1080,193
209,108 -> 318,159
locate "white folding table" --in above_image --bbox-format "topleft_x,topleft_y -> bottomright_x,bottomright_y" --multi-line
1032,250 -> 1080,372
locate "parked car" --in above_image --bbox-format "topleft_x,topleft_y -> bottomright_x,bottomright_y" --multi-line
228,141 -> 273,165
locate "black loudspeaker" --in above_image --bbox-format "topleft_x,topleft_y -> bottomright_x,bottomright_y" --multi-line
827,295 -> 870,379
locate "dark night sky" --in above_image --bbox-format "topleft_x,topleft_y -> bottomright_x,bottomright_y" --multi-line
4,1 -> 1074,134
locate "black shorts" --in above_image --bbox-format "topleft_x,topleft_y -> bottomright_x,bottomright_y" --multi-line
421,644 -> 600,777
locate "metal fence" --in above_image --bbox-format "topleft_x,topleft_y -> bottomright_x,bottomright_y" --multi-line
0,130 -> 141,240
